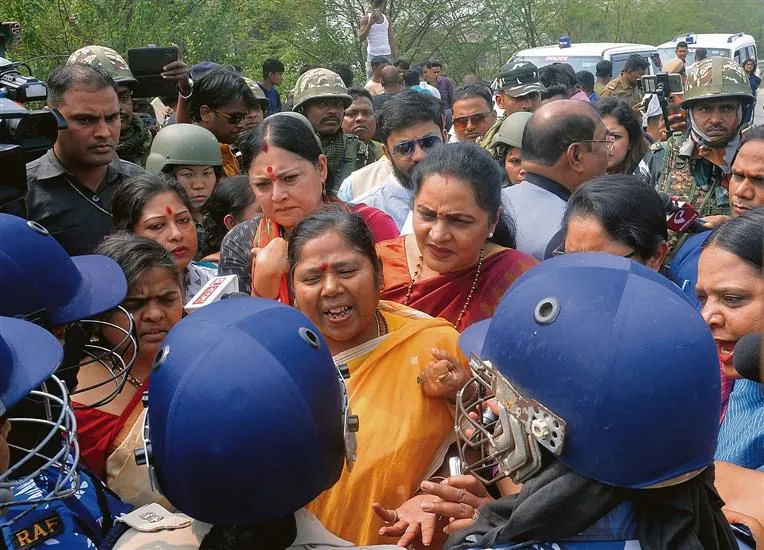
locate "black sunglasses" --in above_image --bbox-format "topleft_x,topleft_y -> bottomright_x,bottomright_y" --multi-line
391,135 -> 442,157
212,108 -> 248,125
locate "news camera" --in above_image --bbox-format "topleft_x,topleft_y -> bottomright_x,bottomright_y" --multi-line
0,52 -> 62,212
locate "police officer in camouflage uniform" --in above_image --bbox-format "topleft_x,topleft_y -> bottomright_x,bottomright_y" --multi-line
67,46 -> 153,166
292,68 -> 376,195
479,61 -> 543,153
645,57 -> 756,227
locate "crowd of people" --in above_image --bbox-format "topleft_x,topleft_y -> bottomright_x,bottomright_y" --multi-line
1,2 -> 763,548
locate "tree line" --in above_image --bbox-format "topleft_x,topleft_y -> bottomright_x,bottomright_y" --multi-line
3,0 -> 763,88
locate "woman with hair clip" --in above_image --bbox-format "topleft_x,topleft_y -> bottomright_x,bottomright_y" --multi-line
75,233 -> 184,506
594,97 -> 651,182
111,173 -> 216,299
376,142 -> 536,331
199,175 -> 260,262
218,112 -> 398,298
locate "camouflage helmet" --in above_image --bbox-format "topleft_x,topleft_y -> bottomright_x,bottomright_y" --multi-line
145,124 -> 223,174
292,68 -> 352,111
682,57 -> 755,108
242,77 -> 271,111
491,111 -> 533,150
67,45 -> 137,88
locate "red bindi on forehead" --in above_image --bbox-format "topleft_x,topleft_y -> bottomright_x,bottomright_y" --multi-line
166,206 -> 173,215
320,263 -> 329,272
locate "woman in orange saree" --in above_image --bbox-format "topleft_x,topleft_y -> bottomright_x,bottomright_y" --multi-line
377,142 -> 536,331
288,206 -> 471,547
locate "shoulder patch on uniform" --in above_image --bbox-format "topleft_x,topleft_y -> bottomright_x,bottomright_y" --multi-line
12,513 -> 64,549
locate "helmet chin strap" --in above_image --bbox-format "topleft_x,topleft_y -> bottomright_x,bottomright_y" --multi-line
687,105 -> 743,148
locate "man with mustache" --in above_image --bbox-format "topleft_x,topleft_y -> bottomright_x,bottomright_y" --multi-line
647,58 -> 756,223
25,63 -> 145,255
67,46 -> 152,166
668,125 -> 764,309
293,68 -> 377,194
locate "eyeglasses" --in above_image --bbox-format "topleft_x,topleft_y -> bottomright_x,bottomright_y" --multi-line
453,112 -> 492,129
552,245 -> 636,259
573,137 -> 616,153
211,108 -> 248,125
391,135 -> 442,157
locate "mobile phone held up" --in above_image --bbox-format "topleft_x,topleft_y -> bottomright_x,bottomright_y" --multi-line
127,46 -> 179,99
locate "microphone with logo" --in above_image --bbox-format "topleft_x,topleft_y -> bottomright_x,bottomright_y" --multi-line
733,333 -> 762,384
658,192 -> 708,234
184,274 -> 246,313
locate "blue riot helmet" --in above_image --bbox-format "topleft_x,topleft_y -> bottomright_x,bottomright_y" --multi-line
139,297 -> 358,525
456,253 -> 720,489
0,214 -> 137,405
0,316 -> 80,526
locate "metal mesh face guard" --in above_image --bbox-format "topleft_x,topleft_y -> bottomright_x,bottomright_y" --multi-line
455,354 -> 567,485
0,374 -> 80,527
60,306 -> 139,409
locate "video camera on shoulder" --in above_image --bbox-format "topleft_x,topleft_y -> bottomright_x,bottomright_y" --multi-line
0,23 -> 64,213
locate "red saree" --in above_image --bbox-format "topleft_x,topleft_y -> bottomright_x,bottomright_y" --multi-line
74,380 -> 149,478
377,236 -> 537,331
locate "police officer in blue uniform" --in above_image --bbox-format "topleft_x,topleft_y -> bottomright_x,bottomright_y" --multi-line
447,253 -> 752,550
0,214 -> 136,548
0,313 -> 131,549
106,298 -> 400,549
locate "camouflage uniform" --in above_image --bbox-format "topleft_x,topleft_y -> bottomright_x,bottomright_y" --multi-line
293,68 -> 377,194
600,73 -> 642,107
644,57 -> 755,254
67,45 -> 152,166
479,61 -> 543,153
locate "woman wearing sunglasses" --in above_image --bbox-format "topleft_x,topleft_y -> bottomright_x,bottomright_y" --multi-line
218,112 -> 398,298
377,142 -> 536,331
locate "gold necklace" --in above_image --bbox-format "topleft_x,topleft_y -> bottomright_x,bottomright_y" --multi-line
403,248 -> 485,330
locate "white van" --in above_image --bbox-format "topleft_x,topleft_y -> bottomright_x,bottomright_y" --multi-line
509,41 -> 660,77
657,33 -> 758,66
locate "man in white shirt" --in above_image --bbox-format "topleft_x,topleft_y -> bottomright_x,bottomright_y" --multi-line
359,0 -> 396,77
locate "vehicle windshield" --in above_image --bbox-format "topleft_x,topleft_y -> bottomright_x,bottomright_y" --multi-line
513,55 -> 602,74
658,47 -> 731,65
512,53 -> 655,78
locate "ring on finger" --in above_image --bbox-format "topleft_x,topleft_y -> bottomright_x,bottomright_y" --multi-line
472,508 -> 480,521
385,510 -> 399,525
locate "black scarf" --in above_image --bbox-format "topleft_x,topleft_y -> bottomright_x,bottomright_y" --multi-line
446,461 -> 737,550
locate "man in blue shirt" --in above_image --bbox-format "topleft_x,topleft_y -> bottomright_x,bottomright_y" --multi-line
258,58 -> 284,116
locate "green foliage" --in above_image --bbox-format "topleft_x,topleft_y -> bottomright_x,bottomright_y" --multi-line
2,0 -> 762,85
